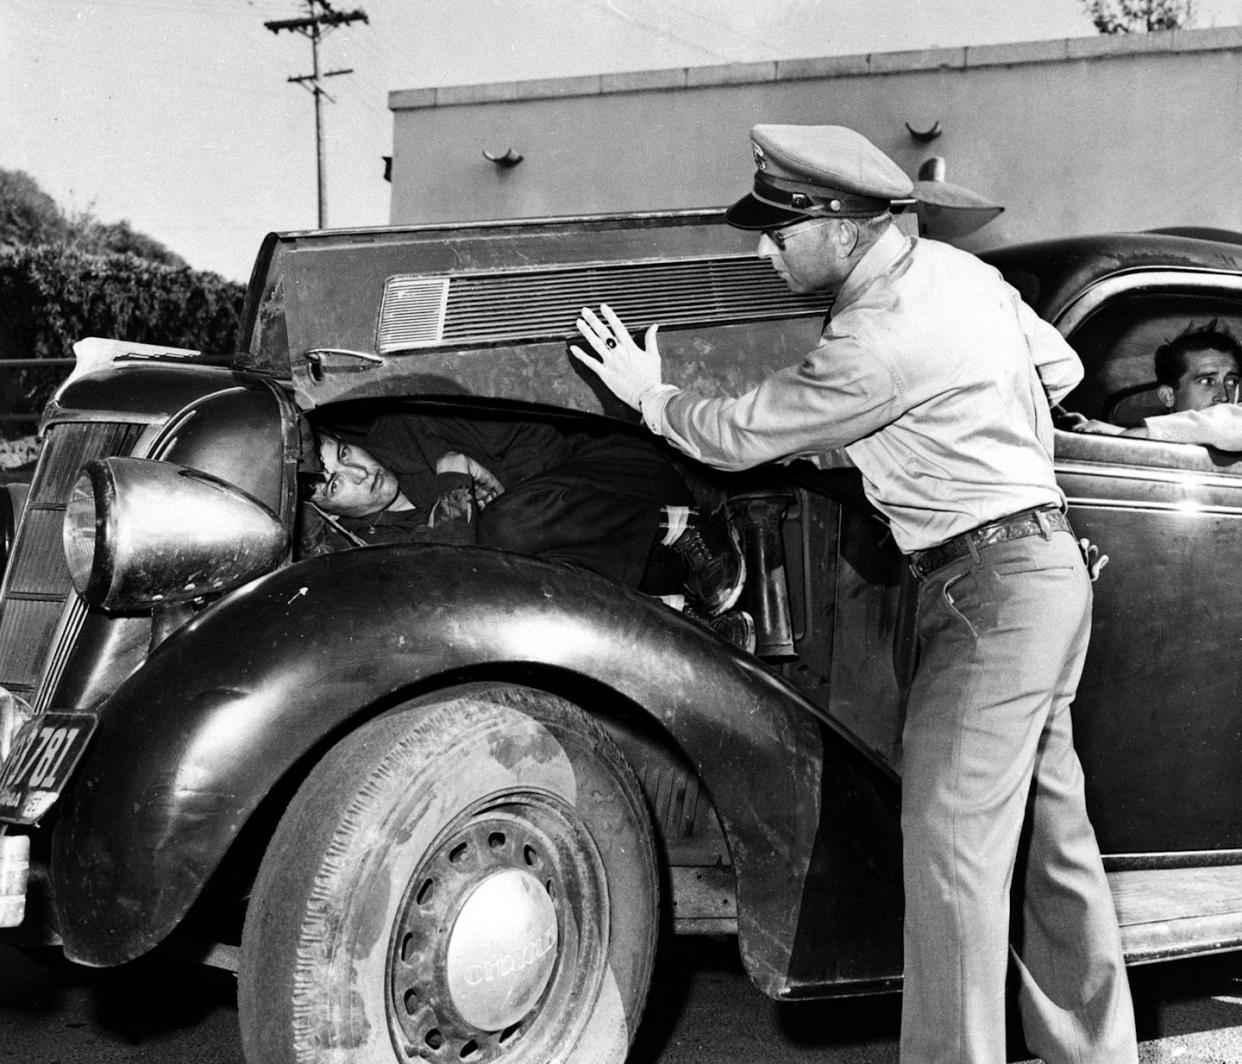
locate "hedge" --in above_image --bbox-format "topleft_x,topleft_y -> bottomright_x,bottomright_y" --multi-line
0,244 -> 246,432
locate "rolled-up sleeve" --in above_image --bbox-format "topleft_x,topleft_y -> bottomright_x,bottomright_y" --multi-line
1141,404 -> 1242,450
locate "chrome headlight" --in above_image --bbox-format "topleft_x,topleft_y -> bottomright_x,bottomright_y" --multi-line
64,457 -> 288,611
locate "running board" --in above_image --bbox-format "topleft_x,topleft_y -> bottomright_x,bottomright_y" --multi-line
1111,865 -> 1242,964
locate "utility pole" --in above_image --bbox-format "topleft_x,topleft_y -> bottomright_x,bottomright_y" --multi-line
265,1 -> 368,228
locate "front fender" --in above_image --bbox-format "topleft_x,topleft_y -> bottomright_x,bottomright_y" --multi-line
54,544 -> 828,987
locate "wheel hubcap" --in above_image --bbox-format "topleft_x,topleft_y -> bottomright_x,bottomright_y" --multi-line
446,868 -> 559,1029
386,798 -> 608,1061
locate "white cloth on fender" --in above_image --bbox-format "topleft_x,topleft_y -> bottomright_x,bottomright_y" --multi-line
1141,402 -> 1242,450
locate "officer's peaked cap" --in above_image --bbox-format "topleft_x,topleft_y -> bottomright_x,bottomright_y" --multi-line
726,124 -> 914,230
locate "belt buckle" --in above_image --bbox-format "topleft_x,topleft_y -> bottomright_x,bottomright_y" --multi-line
909,546 -> 941,580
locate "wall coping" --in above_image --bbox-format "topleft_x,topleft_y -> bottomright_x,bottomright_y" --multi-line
388,25 -> 1242,111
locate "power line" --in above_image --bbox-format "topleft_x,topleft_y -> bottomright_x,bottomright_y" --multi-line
264,0 -> 368,227
23,0 -> 291,15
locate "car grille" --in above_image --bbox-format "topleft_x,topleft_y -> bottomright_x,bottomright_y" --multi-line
377,255 -> 832,353
0,422 -> 146,711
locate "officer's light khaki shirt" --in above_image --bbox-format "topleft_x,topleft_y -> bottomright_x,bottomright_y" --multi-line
640,225 -> 1083,553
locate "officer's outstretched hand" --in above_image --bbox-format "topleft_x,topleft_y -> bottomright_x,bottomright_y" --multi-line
571,304 -> 663,410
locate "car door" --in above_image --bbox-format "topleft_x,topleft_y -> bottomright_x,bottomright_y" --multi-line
1054,272 -> 1242,857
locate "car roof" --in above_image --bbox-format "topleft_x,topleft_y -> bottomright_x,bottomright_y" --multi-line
981,230 -> 1242,324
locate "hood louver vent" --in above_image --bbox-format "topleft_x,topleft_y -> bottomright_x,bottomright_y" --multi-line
377,255 -> 830,354
376,277 -> 450,350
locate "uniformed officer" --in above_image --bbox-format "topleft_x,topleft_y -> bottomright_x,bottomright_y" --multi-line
571,124 -> 1138,1064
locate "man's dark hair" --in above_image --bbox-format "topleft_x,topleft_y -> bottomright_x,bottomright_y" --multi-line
297,470 -> 328,502
1154,319 -> 1242,387
296,422 -> 328,502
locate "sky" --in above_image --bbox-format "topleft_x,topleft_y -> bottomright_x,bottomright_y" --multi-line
5,0 -> 1242,283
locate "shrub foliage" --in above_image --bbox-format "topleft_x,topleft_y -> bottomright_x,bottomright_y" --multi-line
0,167 -> 188,266
0,244 -> 243,359
0,169 -> 246,433
1081,0 -> 1193,33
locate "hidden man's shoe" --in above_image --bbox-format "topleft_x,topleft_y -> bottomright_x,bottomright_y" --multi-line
709,609 -> 757,654
671,506 -> 746,616
684,605 -> 756,654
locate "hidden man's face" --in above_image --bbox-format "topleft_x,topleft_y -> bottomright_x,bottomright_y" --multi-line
313,436 -> 400,518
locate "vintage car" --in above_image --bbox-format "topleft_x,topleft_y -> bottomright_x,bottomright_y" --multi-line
0,212 -> 1240,1064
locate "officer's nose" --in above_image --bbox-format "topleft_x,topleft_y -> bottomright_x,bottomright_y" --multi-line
757,233 -> 781,258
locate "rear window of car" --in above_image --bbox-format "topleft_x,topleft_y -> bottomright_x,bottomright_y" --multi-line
1065,291 -> 1242,425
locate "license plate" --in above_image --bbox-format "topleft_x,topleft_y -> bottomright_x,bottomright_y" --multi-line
0,713 -> 98,825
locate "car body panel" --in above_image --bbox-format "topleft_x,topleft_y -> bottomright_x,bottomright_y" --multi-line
1053,432 -> 1242,855
236,211 -> 832,418
51,543 -> 885,997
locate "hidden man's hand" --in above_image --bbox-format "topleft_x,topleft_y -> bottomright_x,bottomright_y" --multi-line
435,452 -> 504,508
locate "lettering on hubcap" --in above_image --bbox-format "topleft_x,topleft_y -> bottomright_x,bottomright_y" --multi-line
446,869 -> 560,1030
462,925 -> 557,987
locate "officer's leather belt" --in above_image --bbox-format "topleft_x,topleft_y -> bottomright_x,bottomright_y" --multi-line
908,505 -> 1071,579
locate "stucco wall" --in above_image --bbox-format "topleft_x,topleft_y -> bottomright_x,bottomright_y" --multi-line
388,27 -> 1242,253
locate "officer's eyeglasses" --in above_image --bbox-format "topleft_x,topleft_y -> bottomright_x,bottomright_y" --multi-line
763,217 -> 834,251
763,226 -> 792,250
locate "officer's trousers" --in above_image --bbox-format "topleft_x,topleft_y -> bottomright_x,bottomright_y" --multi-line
899,528 -> 1137,1064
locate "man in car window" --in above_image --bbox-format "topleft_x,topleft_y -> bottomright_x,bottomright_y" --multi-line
572,124 -> 1136,1064
300,412 -> 751,634
1073,320 -> 1242,448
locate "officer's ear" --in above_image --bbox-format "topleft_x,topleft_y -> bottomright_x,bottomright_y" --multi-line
829,218 -> 859,258
1157,383 -> 1176,410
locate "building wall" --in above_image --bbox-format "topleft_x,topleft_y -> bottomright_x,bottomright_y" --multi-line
388,27 -> 1242,254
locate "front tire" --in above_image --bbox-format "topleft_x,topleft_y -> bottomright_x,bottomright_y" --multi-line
238,684 -> 658,1064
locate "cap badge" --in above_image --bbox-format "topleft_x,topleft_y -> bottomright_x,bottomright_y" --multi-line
751,142 -> 767,171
